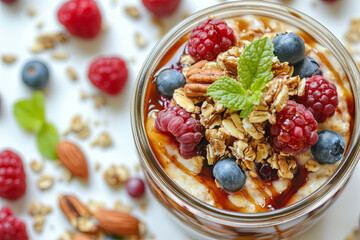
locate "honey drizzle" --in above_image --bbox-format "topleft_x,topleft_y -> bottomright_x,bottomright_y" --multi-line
144,16 -> 355,213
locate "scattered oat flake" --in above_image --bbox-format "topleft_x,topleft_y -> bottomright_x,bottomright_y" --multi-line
30,160 -> 44,173
95,162 -> 101,171
37,174 -> 54,190
59,168 -> 73,182
31,32 -> 69,53
135,32 -> 147,48
58,231 -> 73,240
91,131 -> 113,148
93,120 -> 100,126
87,200 -> 105,214
101,22 -> 109,32
140,202 -> 148,215
52,52 -> 68,60
28,7 -> 37,17
114,200 -> 132,213
80,90 -> 88,100
91,93 -> 107,108
125,5 -> 141,19
28,202 -> 52,233
63,114 -> 91,140
1,54 -> 17,64
36,21 -> 44,29
66,67 -> 78,81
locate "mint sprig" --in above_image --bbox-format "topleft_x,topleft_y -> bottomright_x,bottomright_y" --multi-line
207,37 -> 274,118
14,92 -> 59,160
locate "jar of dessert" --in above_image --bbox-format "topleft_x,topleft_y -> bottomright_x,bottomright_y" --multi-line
131,1 -> 360,239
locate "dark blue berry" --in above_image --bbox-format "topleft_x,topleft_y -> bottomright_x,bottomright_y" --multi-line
311,130 -> 345,164
213,158 -> 246,192
22,60 -> 49,90
293,57 -> 322,79
273,32 -> 305,65
156,68 -> 185,98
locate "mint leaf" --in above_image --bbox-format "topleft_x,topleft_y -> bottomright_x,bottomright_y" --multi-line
36,123 -> 59,160
207,77 -> 251,111
238,37 -> 274,91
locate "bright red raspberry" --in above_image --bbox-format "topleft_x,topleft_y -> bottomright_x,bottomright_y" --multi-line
1,0 -> 17,4
0,206 -> 28,240
155,106 -> 204,158
0,150 -> 26,200
188,18 -> 236,62
57,0 -> 102,39
297,75 -> 338,123
142,0 -> 181,17
270,100 -> 318,154
88,57 -> 128,95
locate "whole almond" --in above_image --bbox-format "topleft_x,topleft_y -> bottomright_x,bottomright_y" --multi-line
94,209 -> 140,236
56,141 -> 88,179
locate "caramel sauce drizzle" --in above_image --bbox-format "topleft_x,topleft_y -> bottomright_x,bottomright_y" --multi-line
144,16 -> 355,212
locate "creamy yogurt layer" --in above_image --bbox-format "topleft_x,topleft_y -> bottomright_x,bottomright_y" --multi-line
144,15 -> 354,213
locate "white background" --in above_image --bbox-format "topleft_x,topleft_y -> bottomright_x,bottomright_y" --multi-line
0,0 -> 359,239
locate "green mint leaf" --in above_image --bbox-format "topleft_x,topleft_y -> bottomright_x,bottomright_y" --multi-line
238,37 -> 274,91
206,77 -> 249,111
36,123 -> 59,160
14,92 -> 45,131
239,105 -> 253,118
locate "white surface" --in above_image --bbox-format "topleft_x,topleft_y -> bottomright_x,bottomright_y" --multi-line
0,0 -> 359,239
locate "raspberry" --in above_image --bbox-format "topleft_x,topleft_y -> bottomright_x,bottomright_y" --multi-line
57,0 -> 102,39
270,100 -> 318,154
0,206 -> 28,240
88,57 -> 128,95
1,0 -> 17,4
142,0 -> 181,17
188,19 -> 236,62
155,106 -> 204,158
0,150 -> 26,200
297,75 -> 338,123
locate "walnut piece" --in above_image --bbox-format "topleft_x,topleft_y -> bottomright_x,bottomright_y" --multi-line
104,165 -> 130,187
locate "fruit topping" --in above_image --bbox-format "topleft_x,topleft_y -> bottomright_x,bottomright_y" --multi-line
156,68 -> 185,97
257,163 -> 279,182
0,206 -> 28,240
270,100 -> 318,154
1,0 -> 16,4
293,57 -> 322,79
0,150 -> 26,200
311,130 -> 345,164
155,106 -> 204,158
125,177 -> 146,198
22,60 -> 49,90
213,158 -> 246,192
272,32 -> 305,65
297,75 -> 339,123
188,19 -> 236,62
88,57 -> 128,95
57,0 -> 102,39
142,0 -> 182,17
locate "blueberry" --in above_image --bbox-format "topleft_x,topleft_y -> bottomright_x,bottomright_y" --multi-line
156,68 -> 185,97
273,32 -> 305,65
311,130 -> 345,164
213,158 -> 246,192
22,60 -> 49,90
293,57 -> 322,79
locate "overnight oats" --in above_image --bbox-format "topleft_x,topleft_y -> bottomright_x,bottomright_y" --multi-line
132,1 -> 360,239
144,15 -> 354,213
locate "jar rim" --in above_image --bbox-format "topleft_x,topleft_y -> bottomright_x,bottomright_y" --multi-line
131,0 -> 360,225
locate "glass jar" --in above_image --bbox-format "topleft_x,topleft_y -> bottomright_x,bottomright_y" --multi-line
131,1 -> 360,239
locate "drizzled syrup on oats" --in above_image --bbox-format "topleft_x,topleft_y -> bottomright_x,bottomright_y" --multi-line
144,16 -> 354,212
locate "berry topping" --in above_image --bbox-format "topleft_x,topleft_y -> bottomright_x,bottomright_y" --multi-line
142,0 -> 181,17
311,130 -> 345,164
297,75 -> 339,123
213,158 -> 246,192
156,68 -> 185,97
0,206 -> 28,240
257,163 -> 279,182
57,0 -> 102,39
270,100 -> 318,154
155,106 -> 204,158
1,0 -> 17,4
293,57 -> 322,79
272,32 -> 305,65
21,60 -> 49,90
0,150 -> 26,200
88,57 -> 128,95
125,177 -> 146,198
188,19 -> 236,62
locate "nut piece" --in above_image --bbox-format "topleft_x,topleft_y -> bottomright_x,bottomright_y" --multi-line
124,6 -> 141,19
37,174 -> 54,190
59,195 -> 97,233
56,141 -> 88,180
135,32 -> 147,48
94,209 -> 141,236
63,114 -> 91,140
66,67 -> 78,81
91,132 -> 113,148
28,201 -> 52,233
173,88 -> 196,113
2,54 -> 17,64
104,165 -> 130,187
30,159 -> 44,173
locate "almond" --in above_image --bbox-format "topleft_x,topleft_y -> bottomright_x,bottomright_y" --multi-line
94,209 -> 140,236
56,141 -> 88,179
